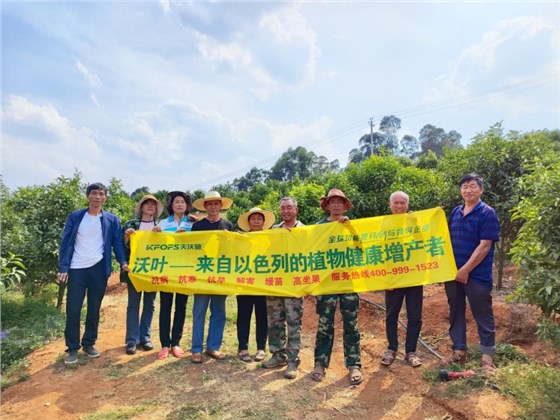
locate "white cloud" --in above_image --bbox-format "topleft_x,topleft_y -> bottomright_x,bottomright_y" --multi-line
424,16 -> 560,116
159,0 -> 170,15
259,6 -> 321,88
76,60 -> 102,87
2,96 -> 102,186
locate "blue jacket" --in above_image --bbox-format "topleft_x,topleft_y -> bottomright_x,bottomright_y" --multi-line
59,208 -> 127,278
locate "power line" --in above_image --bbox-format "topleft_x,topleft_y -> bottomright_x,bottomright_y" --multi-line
189,74 -> 558,190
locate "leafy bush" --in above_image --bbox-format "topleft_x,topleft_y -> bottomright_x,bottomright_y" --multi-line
1,252 -> 26,291
511,159 -> 560,345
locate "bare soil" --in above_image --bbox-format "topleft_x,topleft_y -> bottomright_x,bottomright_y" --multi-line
2,267 -> 557,419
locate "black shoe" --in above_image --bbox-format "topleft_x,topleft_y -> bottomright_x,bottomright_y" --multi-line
65,350 -> 79,365
126,343 -> 137,355
139,341 -> 154,351
83,346 -> 100,358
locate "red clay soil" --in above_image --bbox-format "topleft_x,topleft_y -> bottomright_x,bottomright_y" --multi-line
1,272 -> 557,419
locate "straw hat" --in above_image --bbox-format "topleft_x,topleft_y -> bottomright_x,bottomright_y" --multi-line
237,207 -> 276,232
320,188 -> 353,211
135,194 -> 164,218
192,191 -> 233,211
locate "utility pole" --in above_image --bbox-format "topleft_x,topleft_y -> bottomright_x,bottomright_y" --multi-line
369,118 -> 375,157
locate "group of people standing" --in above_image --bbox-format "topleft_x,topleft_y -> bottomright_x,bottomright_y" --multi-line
57,172 -> 500,383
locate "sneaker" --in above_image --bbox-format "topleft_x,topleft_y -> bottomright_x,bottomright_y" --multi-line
140,341 -> 154,351
65,350 -> 78,365
262,353 -> 287,369
126,343 -> 137,355
83,346 -> 100,358
284,360 -> 300,379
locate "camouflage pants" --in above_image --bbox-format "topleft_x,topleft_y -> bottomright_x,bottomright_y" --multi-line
266,296 -> 303,362
314,293 -> 361,368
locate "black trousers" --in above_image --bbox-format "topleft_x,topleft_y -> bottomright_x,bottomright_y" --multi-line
385,286 -> 423,353
236,295 -> 267,352
159,292 -> 188,348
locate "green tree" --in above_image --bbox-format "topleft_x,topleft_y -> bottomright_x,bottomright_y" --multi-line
415,150 -> 439,169
510,159 -> 560,345
359,132 -> 390,158
0,173 -> 86,306
130,186 -> 150,201
439,125 -> 560,289
232,167 -> 270,192
378,115 -> 401,153
269,146 -> 337,182
419,124 -> 462,158
344,154 -> 444,218
348,147 -> 365,164
104,177 -> 135,222
399,134 -> 420,158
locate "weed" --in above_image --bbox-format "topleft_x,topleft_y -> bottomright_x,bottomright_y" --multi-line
496,361 -> 560,420
167,402 -> 223,420
1,291 -> 65,375
83,401 -> 157,419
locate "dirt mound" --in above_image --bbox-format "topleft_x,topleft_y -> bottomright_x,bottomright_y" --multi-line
1,274 -> 553,419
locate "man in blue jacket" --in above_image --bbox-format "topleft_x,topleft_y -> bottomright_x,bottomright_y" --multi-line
57,182 -> 128,365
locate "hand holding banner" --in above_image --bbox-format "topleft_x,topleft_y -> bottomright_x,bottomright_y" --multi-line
129,207 -> 456,296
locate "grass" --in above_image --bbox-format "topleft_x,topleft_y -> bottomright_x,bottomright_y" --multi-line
497,361 -> 560,420
83,401 -> 158,420
3,286 -> 560,419
167,402 -> 224,420
1,289 -> 66,388
422,342 -> 559,419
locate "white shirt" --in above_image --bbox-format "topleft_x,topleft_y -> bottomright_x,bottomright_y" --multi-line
70,212 -> 104,269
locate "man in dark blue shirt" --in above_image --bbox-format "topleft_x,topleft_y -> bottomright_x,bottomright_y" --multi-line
442,173 -> 500,375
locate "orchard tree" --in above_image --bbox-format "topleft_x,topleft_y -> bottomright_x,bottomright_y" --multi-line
104,177 -> 135,222
0,173 -> 86,306
511,158 -> 560,345
344,154 -> 444,218
439,125 -> 560,289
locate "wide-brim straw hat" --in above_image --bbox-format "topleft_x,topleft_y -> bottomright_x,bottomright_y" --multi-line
237,207 -> 276,232
135,194 -> 164,218
193,191 -> 233,211
320,188 -> 353,211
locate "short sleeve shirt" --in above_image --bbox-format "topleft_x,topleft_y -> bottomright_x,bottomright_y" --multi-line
448,200 -> 500,286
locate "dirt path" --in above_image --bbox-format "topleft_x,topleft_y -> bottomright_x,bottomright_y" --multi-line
1,275 -> 550,419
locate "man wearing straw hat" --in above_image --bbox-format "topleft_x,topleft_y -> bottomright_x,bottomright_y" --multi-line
262,197 -> 305,379
190,191 -> 234,364
312,188 -> 363,386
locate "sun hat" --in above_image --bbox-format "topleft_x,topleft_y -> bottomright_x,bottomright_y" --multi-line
192,191 -> 233,211
135,194 -> 164,218
320,188 -> 353,211
237,207 -> 276,232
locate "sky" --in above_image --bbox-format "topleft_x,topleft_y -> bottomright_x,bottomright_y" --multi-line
2,1 -> 559,194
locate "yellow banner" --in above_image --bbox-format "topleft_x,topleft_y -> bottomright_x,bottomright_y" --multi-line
129,207 -> 456,296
